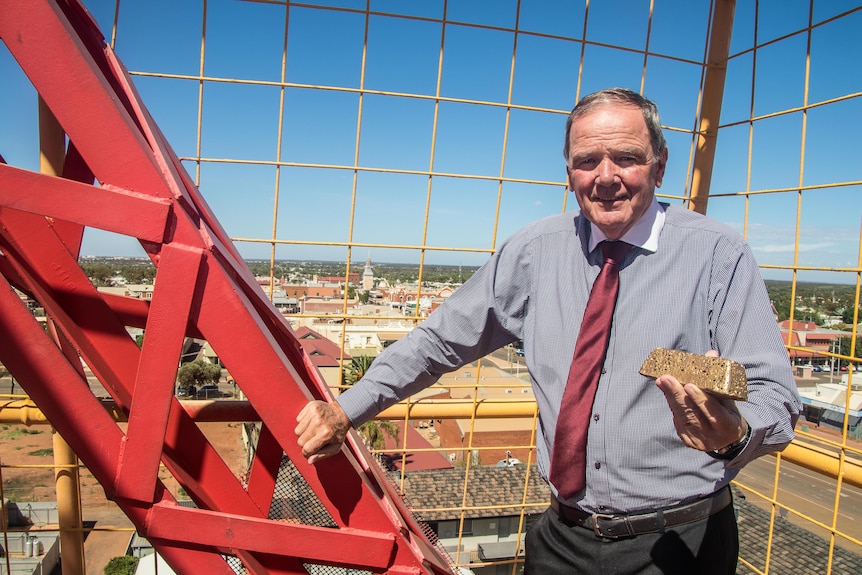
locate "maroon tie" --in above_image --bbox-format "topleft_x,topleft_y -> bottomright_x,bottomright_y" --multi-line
550,240 -> 631,499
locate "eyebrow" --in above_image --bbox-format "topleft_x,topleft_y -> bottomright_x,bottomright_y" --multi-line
569,148 -> 649,163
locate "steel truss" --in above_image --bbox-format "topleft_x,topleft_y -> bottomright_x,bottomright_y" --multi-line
0,1 -> 452,573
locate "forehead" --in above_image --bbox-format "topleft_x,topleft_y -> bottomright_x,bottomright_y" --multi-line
568,104 -> 651,151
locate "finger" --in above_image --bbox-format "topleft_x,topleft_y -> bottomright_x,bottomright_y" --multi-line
299,428 -> 331,460
705,349 -> 719,358
308,443 -> 343,465
655,374 -> 690,408
684,384 -> 724,427
295,401 -> 323,438
657,377 -> 706,432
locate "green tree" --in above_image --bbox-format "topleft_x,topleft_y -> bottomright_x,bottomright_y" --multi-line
342,356 -> 398,450
176,359 -> 221,391
104,555 -> 139,575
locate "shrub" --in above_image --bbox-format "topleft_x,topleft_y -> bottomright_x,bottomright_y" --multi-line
104,555 -> 139,575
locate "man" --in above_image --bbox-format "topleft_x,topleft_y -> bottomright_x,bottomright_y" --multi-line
296,88 -> 800,574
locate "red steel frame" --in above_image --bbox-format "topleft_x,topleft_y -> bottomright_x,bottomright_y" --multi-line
0,1 -> 452,573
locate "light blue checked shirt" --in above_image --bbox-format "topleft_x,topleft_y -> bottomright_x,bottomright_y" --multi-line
338,200 -> 801,514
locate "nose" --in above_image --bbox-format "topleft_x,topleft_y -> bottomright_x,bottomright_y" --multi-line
595,158 -> 619,186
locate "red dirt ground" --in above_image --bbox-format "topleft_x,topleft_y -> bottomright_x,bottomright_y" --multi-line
2,419 -> 248,573
0,420 -> 248,525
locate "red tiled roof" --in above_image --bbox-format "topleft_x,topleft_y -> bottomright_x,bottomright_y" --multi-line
380,421 -> 454,472
294,326 -> 349,367
779,320 -> 819,331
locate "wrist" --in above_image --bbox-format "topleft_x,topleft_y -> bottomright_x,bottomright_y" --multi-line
709,422 -> 751,460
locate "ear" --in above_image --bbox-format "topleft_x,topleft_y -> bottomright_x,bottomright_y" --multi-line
654,148 -> 668,188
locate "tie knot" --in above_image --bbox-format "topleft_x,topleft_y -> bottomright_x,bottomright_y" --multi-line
601,241 -> 630,265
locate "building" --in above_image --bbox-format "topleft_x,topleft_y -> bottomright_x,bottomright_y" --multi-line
362,256 -> 374,291
379,420 -> 454,472
798,374 -> 862,431
294,326 -> 351,389
431,366 -> 535,467
399,465 -> 549,575
779,320 -> 851,366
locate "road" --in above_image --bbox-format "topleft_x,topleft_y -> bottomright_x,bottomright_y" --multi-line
735,450 -> 862,551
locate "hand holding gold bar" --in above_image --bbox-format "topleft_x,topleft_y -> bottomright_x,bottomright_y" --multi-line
640,349 -> 748,401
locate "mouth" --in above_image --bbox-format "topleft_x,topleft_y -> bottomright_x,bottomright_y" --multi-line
594,193 -> 628,204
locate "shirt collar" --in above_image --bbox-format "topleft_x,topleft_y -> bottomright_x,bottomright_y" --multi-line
588,198 -> 665,253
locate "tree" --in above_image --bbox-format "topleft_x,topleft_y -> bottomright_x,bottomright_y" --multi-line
176,359 -> 221,391
342,356 -> 398,450
104,556 -> 139,575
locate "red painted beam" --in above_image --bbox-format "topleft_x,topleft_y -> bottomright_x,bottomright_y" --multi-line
0,1 -> 455,573
0,164 -> 171,243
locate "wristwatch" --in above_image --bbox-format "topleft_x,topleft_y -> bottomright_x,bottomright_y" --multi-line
709,423 -> 751,460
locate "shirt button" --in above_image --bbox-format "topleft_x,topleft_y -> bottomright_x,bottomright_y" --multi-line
594,462 -> 601,469
601,368 -> 607,374
593,413 -> 600,422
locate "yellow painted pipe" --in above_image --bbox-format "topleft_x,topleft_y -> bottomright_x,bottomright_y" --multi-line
54,432 -> 85,575
0,399 -> 50,425
688,0 -> 736,215
378,399 -> 539,420
39,95 -> 86,575
2,398 -> 860,490
780,441 -> 862,490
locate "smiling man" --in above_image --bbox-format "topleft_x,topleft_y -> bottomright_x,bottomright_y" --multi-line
565,101 -> 667,241
296,88 -> 800,574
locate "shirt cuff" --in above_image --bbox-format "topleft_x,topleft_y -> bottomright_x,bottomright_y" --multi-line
708,423 -> 752,460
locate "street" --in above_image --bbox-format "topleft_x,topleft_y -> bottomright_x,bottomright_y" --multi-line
735,452 -> 862,551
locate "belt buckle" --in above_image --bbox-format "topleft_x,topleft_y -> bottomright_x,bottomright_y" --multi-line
591,513 -> 620,539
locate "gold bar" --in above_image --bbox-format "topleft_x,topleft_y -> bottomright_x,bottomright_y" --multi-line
639,348 -> 748,401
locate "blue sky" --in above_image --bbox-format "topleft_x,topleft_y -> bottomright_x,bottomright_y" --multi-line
2,0 -> 860,283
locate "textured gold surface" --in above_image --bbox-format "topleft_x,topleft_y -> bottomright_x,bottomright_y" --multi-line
639,348 -> 748,401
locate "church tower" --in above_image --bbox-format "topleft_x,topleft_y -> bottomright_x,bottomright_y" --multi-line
362,256 -> 374,291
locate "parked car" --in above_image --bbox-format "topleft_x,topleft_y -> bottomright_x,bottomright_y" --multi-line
195,384 -> 224,399
813,365 -> 823,372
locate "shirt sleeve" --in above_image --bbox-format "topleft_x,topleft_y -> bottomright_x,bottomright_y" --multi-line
337,232 -> 532,427
709,238 -> 802,467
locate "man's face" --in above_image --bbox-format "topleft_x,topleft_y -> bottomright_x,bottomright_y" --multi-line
565,104 -> 667,240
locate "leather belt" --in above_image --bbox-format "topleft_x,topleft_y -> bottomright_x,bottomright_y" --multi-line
549,486 -> 732,539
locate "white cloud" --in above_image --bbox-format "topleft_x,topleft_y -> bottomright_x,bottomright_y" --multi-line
756,241 -> 838,253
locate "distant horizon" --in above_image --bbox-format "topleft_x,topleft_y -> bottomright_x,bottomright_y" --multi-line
76,254 -> 862,286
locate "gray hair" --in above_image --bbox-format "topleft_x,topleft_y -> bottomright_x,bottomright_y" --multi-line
563,88 -> 667,165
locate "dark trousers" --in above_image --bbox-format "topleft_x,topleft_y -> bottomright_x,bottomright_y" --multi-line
524,501 -> 739,575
